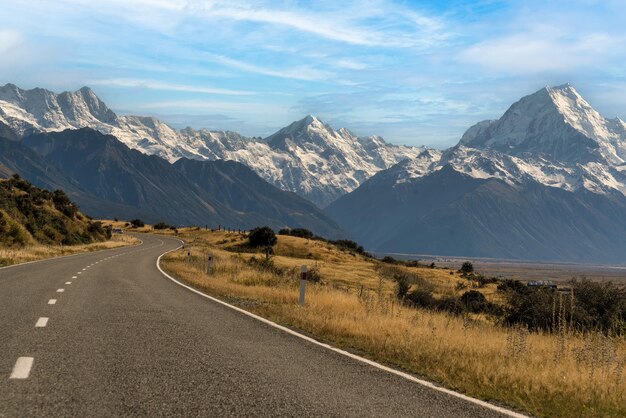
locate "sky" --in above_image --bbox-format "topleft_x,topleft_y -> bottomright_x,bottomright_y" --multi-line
1,0 -> 625,148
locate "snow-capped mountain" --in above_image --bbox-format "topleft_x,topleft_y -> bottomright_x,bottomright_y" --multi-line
326,84 -> 626,263
380,84 -> 626,197
0,84 -> 423,207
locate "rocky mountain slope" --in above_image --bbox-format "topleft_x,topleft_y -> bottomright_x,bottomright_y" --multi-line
0,84 -> 422,206
0,125 -> 344,237
327,84 -> 626,263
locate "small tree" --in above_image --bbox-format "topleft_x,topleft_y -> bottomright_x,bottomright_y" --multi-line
153,221 -> 171,230
460,261 -> 474,274
129,219 -> 145,228
249,226 -> 277,259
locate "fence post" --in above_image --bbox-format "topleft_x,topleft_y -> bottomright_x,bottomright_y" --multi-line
207,254 -> 213,274
299,265 -> 307,306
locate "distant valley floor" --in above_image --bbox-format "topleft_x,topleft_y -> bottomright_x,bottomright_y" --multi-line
386,253 -> 626,283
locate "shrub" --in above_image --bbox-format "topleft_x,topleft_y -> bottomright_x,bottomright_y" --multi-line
154,221 -> 172,230
278,227 -> 314,239
460,290 -> 490,314
52,189 -> 78,218
406,287 -> 436,309
129,219 -> 145,228
395,273 -> 411,299
569,279 -> 626,335
248,226 -> 277,248
460,261 -> 474,274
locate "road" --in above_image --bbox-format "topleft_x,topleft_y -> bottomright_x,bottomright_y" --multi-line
0,233 -> 520,417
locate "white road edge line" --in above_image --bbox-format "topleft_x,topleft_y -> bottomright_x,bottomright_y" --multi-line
35,317 -> 49,327
10,357 -> 34,379
156,240 -> 527,418
48,299 -> 57,305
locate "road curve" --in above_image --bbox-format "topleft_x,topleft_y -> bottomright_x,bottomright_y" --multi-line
0,233 -> 519,417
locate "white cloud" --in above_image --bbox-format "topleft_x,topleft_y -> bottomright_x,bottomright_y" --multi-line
88,78 -> 255,96
460,28 -> 622,74
0,30 -> 22,54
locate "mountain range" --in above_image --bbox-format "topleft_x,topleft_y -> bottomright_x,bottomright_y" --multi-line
327,84 -> 626,263
0,123 -> 343,237
0,83 -> 421,207
3,82 -> 626,262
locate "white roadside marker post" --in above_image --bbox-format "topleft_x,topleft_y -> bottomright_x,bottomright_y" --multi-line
299,265 -> 307,307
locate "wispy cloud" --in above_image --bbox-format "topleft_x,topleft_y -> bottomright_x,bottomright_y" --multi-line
190,0 -> 448,48
460,28 -> 622,74
0,30 -> 21,54
88,78 -> 255,96
201,54 -> 333,81
1,0 -> 625,147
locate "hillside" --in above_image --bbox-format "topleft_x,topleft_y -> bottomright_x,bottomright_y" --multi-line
0,174 -> 111,246
158,227 -> 626,417
15,128 -> 344,237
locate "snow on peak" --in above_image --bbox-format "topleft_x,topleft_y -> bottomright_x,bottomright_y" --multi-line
458,83 -> 626,165
0,84 -> 424,207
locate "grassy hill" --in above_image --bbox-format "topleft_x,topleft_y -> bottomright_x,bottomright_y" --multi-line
160,227 -> 626,418
0,174 -> 111,247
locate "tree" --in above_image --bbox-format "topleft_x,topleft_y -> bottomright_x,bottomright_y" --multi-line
248,226 -> 277,247
249,226 -> 277,260
129,219 -> 145,228
460,261 -> 474,274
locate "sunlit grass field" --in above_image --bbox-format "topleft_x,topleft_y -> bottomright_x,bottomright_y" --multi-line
161,228 -> 625,417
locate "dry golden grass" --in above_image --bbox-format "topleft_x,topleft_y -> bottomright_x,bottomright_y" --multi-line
0,233 -> 140,266
160,229 -> 626,417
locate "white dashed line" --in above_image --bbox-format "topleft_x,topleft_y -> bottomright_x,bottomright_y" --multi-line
65,282 -> 72,285
35,317 -> 49,327
48,299 -> 57,305
77,272 -> 82,275
82,268 -> 86,271
10,357 -> 34,379
56,289 -> 64,293
72,276 -> 77,279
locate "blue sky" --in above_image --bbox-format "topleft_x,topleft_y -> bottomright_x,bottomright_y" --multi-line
1,0 -> 625,147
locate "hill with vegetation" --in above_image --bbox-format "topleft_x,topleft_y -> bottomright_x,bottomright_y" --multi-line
159,226 -> 626,417
0,174 -> 111,247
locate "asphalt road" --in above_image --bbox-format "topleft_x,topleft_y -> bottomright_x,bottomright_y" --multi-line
0,233 -> 520,417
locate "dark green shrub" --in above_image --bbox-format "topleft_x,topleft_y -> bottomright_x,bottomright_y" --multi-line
154,221 -> 171,230
460,261 -> 474,274
129,219 -> 145,228
460,290 -> 490,313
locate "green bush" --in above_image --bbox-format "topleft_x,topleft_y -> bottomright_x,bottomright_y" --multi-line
154,221 -> 172,230
460,261 -> 474,274
129,219 -> 145,228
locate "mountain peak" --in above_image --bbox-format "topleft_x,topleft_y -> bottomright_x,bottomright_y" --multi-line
457,83 -> 626,163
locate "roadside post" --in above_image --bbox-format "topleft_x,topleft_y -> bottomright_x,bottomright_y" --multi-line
207,254 -> 213,274
299,265 -> 307,306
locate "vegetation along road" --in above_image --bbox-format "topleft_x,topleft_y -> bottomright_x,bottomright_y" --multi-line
0,233 -> 522,417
